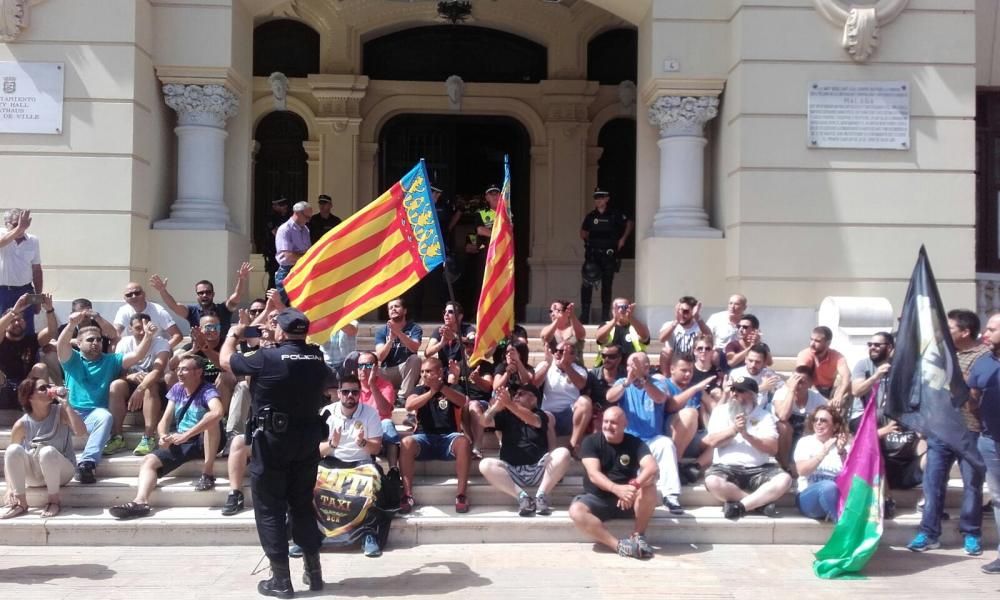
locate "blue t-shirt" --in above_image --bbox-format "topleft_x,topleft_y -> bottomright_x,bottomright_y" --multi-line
614,376 -> 669,442
166,382 -> 220,433
665,378 -> 702,410
61,351 -> 124,411
374,321 -> 423,368
967,352 -> 1000,438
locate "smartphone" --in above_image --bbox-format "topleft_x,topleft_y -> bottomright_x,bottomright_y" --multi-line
27,294 -> 45,305
243,326 -> 262,338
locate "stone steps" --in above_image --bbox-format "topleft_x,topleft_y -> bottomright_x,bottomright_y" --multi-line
0,505 -> 991,548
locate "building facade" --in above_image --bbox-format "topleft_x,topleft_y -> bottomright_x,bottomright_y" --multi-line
0,0 -> 990,352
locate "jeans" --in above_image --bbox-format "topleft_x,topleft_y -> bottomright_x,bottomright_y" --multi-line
381,418 -> 401,445
979,435 -> 1000,553
275,264 -> 292,305
920,436 -> 984,539
77,407 -> 113,465
796,479 -> 840,521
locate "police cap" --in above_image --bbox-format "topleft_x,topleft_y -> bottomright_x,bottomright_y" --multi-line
276,308 -> 310,335
593,187 -> 610,198
318,194 -> 332,204
272,197 -> 289,206
485,184 -> 501,194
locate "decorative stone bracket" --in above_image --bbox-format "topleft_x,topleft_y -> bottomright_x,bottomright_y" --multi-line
0,0 -> 45,43
814,0 -> 910,63
308,74 -> 369,135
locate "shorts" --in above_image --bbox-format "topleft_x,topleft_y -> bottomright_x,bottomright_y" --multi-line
503,454 -> 549,488
705,463 -> 786,492
152,430 -> 225,477
572,492 -> 633,522
885,454 -> 923,490
411,432 -> 465,461
380,419 -> 401,445
681,429 -> 708,460
551,407 -> 574,437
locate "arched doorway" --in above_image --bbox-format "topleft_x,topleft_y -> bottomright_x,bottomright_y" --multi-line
253,112 -> 309,258
597,118 -> 637,259
379,114 -> 531,322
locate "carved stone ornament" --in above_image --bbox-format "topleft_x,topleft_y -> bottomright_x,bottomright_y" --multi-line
268,71 -> 289,111
618,80 -> 636,114
162,83 -> 239,128
0,0 -> 29,43
445,74 -> 464,111
814,0 -> 910,63
647,95 -> 719,138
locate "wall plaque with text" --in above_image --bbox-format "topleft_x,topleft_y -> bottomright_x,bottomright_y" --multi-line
807,80 -> 909,150
0,62 -> 64,135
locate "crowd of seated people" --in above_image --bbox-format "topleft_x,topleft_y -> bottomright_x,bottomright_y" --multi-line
1,242 -> 998,572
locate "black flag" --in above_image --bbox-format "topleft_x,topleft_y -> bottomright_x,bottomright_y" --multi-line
886,246 -> 983,469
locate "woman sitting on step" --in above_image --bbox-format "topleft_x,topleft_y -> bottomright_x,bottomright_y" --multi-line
2,377 -> 87,519
793,405 -> 851,522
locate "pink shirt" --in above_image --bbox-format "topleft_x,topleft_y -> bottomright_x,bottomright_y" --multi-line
360,376 -> 396,419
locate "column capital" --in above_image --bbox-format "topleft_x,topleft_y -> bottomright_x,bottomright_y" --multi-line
647,95 -> 719,138
163,83 -> 239,128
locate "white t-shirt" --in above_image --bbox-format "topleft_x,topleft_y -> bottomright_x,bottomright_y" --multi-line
113,302 -> 178,341
793,434 -> 845,492
706,311 -> 738,350
0,233 -> 40,286
707,403 -> 778,467
537,362 -> 587,414
663,320 -> 702,354
115,334 -> 172,374
772,387 -> 826,420
325,402 -> 382,464
728,365 -> 784,410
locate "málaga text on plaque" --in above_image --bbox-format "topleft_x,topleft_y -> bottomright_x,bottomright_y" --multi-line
0,61 -> 64,135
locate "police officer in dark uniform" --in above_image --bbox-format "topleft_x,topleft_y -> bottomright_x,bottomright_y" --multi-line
221,308 -> 331,598
579,187 -> 633,324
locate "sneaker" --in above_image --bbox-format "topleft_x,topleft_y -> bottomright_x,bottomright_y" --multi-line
907,532 -> 940,553
535,493 -> 552,516
287,544 -> 303,559
75,461 -> 96,484
616,537 -> 641,559
102,434 -> 126,456
761,502 -> 780,518
517,493 -> 536,517
884,497 -> 897,520
221,490 -> 245,516
109,501 -> 150,520
133,435 -> 155,456
664,495 -> 684,516
455,494 -> 470,514
983,558 -> 1000,574
631,533 -> 655,558
362,533 -> 382,557
193,473 -> 216,491
723,501 -> 746,521
399,494 -> 414,515
964,535 -> 983,556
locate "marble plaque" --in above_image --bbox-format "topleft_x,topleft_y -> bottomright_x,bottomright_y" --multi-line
0,62 -> 64,135
807,80 -> 909,150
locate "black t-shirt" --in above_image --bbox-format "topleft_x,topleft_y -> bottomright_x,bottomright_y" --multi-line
229,340 -> 330,423
309,213 -> 342,245
494,408 -> 549,466
413,384 -> 459,435
581,208 -> 629,250
455,360 -> 493,402
181,342 -> 222,382
430,322 -> 475,367
586,365 -> 626,408
580,431 -> 650,499
0,335 -> 40,382
435,201 -> 456,234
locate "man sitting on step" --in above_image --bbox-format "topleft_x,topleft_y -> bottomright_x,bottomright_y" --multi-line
109,356 -> 224,519
703,376 -> 791,521
479,381 -> 572,517
569,406 -> 658,559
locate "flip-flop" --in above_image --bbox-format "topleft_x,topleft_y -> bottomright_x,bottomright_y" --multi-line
1,503 -> 28,520
41,502 -> 61,518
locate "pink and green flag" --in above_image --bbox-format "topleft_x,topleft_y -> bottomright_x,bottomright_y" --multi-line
812,396 -> 884,579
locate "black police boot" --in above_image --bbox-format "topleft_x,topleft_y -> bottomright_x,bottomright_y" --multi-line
302,552 -> 323,591
258,561 -> 294,599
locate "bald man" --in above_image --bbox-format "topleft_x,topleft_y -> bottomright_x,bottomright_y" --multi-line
569,406 -> 658,559
706,294 -> 747,350
112,282 -> 183,349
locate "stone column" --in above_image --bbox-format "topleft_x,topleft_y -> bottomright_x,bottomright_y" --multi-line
647,95 -> 721,238
155,83 -> 239,230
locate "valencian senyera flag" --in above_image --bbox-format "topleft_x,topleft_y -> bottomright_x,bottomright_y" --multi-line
467,156 -> 515,366
886,246 -> 984,470
813,396 -> 884,579
284,160 -> 444,343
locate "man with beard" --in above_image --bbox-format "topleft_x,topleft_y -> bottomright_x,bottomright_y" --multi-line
968,313 -> 1000,574
796,326 -> 850,406
375,298 -> 423,403
658,296 -> 712,358
728,344 -> 784,412
148,262 -> 252,339
115,313 -> 172,456
595,297 -> 651,364
725,313 -> 769,369
706,294 -> 748,350
849,331 -> 894,432
703,377 -> 791,521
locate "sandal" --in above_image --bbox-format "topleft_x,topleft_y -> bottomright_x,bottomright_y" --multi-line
109,501 -> 151,520
399,494 -> 415,515
41,502 -> 61,518
1,503 -> 28,520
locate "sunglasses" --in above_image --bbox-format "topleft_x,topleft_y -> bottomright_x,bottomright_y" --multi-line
124,291 -> 143,298
202,324 -> 221,332
867,342 -> 888,348
813,417 -> 832,424
738,325 -> 753,330
83,337 -> 102,343
340,388 -> 361,396
614,304 -> 629,311
248,308 -> 264,315
554,349 -> 567,356
444,309 -> 456,315
358,363 -> 375,370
